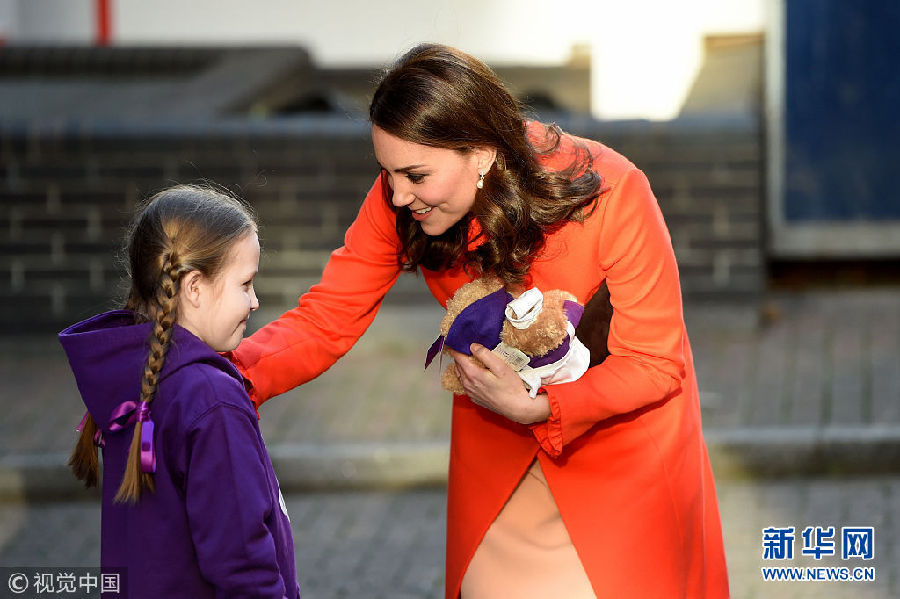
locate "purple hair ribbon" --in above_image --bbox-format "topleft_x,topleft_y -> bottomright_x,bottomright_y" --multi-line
107,400 -> 157,473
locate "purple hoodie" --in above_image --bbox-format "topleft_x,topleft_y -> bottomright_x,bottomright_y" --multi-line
59,310 -> 300,599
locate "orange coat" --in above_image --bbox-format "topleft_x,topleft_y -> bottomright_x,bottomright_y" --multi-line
232,125 -> 730,598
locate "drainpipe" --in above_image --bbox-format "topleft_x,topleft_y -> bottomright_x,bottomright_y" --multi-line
96,0 -> 111,46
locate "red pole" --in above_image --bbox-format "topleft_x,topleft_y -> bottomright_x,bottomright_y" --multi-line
96,0 -> 111,46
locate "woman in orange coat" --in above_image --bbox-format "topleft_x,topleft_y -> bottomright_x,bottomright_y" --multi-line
232,43 -> 729,598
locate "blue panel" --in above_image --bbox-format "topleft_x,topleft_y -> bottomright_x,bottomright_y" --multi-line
784,0 -> 900,221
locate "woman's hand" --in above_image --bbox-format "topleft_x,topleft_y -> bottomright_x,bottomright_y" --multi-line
448,343 -> 551,424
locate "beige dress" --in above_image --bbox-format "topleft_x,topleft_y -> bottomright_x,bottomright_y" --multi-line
460,460 -> 597,598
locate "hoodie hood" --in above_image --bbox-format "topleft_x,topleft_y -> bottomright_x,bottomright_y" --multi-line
59,310 -> 243,433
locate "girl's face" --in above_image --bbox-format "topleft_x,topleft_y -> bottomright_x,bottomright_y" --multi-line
179,232 -> 260,352
372,125 -> 495,236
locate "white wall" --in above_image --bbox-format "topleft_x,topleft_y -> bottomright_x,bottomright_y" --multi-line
112,0 -> 590,66
0,0 -> 18,41
1,0 -> 765,120
591,0 -> 766,119
1,0 -> 93,42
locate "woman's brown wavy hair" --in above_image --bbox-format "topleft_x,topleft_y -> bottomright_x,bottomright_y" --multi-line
369,43 -> 604,287
68,184 -> 256,503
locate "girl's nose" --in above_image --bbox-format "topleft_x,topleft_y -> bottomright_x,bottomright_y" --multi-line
249,287 -> 260,311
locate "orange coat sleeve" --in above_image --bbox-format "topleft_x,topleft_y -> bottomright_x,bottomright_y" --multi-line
530,167 -> 687,456
230,176 -> 402,406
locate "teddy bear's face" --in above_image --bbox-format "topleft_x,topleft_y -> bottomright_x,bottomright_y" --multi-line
500,290 -> 576,357
432,277 -> 581,394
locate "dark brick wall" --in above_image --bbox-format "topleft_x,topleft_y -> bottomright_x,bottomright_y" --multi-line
579,117 -> 764,301
0,116 -> 762,334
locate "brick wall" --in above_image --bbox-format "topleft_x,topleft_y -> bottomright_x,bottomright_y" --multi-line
0,116 -> 762,334
579,117 -> 764,301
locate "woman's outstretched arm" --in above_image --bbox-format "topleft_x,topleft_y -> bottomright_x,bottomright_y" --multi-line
230,177 -> 402,406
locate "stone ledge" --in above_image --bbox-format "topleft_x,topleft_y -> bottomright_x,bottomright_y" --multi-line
3,428 -> 900,502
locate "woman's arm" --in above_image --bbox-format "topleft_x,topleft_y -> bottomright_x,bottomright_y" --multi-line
530,167 -> 687,456
231,176 -> 402,405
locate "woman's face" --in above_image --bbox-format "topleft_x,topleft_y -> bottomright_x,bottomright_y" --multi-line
372,125 -> 495,236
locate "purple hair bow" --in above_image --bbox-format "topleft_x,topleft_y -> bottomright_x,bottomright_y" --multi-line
106,400 -> 157,473
75,401 -> 156,473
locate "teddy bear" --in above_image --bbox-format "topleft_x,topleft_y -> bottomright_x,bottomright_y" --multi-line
425,276 -> 594,397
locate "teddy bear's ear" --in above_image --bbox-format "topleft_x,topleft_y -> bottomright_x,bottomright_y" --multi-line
550,290 -> 578,305
439,311 -> 456,337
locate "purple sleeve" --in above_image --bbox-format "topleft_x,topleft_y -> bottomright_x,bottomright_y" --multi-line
185,403 -> 289,598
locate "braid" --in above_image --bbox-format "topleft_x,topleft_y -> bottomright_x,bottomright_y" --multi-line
67,413 -> 101,488
141,251 -> 180,404
114,250 -> 182,504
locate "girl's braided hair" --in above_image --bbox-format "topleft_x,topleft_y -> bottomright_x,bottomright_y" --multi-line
68,184 -> 256,503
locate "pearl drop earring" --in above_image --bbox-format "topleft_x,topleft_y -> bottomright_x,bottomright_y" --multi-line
476,172 -> 485,189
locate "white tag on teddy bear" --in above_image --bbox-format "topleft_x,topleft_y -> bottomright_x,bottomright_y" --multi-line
492,342 -> 530,371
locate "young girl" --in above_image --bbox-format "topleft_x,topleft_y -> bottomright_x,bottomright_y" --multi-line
59,185 -> 300,599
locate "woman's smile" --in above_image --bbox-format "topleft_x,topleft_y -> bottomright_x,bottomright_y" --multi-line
411,205 -> 434,220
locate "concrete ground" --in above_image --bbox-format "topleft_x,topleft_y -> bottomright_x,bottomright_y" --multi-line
0,477 -> 897,598
0,285 -> 898,597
